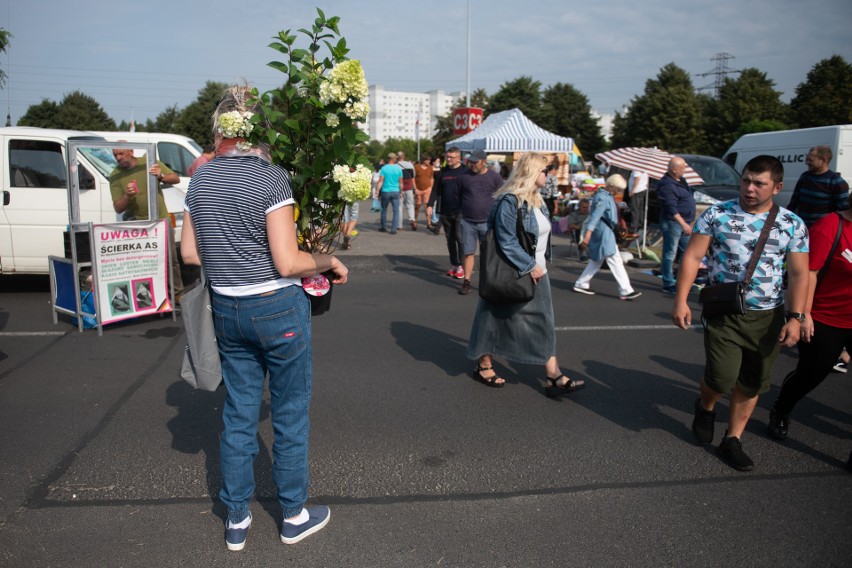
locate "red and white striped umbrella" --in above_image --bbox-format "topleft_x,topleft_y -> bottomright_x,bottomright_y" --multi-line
595,147 -> 704,185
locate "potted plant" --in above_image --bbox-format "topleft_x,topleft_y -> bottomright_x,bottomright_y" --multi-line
248,8 -> 372,253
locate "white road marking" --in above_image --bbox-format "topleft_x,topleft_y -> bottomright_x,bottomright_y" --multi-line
555,324 -> 701,331
0,331 -> 67,336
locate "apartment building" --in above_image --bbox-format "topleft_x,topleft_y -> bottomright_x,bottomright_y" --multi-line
362,85 -> 465,142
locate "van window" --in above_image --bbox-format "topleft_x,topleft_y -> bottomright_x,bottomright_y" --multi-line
9,140 -> 68,188
78,164 -> 96,190
157,142 -> 194,176
724,153 -> 737,168
78,147 -> 118,178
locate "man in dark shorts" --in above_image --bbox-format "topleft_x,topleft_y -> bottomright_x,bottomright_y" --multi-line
457,150 -> 505,295
671,155 -> 809,471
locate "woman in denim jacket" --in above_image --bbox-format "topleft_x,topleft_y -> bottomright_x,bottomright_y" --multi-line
572,174 -> 642,300
466,152 -> 585,397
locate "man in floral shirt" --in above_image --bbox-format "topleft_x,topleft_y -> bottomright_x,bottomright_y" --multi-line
672,155 -> 809,472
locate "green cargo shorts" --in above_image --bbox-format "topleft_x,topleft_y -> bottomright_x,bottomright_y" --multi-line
703,307 -> 785,398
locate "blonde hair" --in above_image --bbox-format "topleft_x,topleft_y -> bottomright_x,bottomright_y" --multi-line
606,174 -> 627,192
494,152 -> 547,209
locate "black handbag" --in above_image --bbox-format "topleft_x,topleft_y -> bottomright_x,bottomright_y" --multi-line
478,198 -> 536,304
699,204 -> 778,318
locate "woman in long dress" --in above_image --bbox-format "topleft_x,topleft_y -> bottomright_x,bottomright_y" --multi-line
465,152 -> 585,397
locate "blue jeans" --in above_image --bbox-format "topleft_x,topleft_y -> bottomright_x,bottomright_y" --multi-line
660,216 -> 690,289
211,285 -> 312,523
380,192 -> 400,232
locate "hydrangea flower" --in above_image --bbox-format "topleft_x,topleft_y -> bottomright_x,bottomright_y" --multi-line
217,111 -> 254,139
332,163 -> 372,203
319,60 -> 368,104
342,101 -> 369,120
325,113 -> 340,128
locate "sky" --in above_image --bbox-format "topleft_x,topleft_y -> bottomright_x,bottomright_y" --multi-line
1,0 -> 851,129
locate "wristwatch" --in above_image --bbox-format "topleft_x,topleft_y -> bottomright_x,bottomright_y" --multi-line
785,312 -> 805,322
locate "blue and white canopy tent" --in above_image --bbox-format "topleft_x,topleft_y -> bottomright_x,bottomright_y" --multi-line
446,108 -> 574,154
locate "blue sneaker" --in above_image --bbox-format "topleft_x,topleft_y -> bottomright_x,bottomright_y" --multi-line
280,506 -> 331,545
225,512 -> 251,551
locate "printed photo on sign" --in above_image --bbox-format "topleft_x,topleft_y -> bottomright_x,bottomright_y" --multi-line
133,278 -> 155,310
108,282 -> 132,315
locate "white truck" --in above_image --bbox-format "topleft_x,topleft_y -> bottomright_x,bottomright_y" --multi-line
0,127 -> 199,275
722,125 -> 852,204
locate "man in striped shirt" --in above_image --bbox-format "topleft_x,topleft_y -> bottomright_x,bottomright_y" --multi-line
787,145 -> 849,227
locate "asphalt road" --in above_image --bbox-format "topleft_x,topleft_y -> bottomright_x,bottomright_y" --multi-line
0,206 -> 850,567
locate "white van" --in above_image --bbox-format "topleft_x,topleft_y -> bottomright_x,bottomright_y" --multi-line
722,125 -> 852,204
0,127 -> 190,275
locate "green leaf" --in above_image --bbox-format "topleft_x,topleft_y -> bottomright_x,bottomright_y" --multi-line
327,17 -> 340,34
268,61 -> 289,74
290,48 -> 311,61
268,42 -> 290,55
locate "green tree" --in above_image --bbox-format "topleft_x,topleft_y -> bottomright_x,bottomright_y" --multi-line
54,91 -> 116,130
18,99 -> 59,127
146,104 -> 182,133
610,63 -> 704,153
789,55 -> 852,127
734,118 -> 789,139
19,91 -> 115,130
540,82 -> 606,157
704,68 -> 788,155
431,88 -> 488,154
0,28 -> 11,88
487,76 -> 542,122
175,81 -> 229,145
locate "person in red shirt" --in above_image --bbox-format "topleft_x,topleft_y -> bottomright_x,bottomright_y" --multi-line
768,193 -> 852,443
188,146 -> 215,176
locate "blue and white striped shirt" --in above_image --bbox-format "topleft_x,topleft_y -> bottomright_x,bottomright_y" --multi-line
185,155 -> 299,294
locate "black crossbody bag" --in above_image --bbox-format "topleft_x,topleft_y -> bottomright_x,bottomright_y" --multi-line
699,204 -> 778,318
479,196 -> 536,304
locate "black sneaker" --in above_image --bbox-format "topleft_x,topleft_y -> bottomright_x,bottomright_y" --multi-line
691,398 -> 715,444
718,433 -> 754,471
458,279 -> 471,295
767,409 -> 789,441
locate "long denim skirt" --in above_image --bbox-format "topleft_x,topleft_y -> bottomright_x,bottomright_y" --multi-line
465,273 -> 556,365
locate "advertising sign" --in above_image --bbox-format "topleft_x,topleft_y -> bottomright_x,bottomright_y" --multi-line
452,107 -> 483,136
93,219 -> 172,324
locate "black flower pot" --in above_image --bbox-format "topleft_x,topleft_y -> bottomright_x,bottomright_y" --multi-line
304,271 -> 334,316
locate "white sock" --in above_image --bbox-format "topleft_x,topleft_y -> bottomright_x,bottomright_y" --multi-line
228,513 -> 251,529
284,508 -> 309,526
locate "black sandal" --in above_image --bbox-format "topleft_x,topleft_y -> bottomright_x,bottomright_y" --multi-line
472,365 -> 505,388
544,374 -> 585,398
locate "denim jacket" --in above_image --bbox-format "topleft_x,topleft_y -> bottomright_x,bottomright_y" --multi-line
487,194 -> 551,276
584,188 -> 619,261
